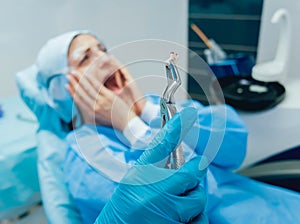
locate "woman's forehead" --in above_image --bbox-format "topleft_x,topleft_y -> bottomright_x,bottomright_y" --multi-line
69,34 -> 99,55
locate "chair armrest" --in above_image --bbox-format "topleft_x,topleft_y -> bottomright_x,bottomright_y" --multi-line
238,160 -> 300,192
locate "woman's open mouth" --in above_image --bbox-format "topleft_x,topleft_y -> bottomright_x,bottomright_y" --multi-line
104,72 -> 124,94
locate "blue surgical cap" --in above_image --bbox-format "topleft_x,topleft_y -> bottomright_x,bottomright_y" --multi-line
35,30 -> 103,124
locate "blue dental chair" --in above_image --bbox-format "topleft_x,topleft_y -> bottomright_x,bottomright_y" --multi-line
16,65 -> 83,224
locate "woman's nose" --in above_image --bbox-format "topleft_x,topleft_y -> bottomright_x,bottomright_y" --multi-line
94,48 -> 106,58
95,53 -> 111,68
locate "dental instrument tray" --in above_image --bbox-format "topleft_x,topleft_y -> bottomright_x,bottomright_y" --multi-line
217,76 -> 285,111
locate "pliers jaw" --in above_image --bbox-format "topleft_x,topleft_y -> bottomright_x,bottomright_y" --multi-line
160,52 -> 185,169
162,52 -> 181,103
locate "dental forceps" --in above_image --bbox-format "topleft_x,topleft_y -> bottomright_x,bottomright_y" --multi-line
160,52 -> 185,169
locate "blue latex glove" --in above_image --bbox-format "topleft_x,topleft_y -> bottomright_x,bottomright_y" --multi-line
94,107 -> 208,224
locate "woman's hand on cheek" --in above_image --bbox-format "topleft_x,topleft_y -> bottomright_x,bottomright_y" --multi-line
117,67 -> 146,116
91,54 -> 146,116
96,85 -> 137,131
66,73 -> 137,131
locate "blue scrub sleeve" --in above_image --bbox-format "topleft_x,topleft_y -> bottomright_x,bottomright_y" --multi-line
181,100 -> 248,170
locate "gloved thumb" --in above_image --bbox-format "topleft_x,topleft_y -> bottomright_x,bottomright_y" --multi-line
137,107 -> 197,166
165,156 -> 208,195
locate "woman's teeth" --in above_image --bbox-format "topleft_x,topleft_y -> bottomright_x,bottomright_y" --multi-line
115,72 -> 122,88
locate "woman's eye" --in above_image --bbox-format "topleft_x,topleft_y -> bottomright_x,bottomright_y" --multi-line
79,54 -> 90,66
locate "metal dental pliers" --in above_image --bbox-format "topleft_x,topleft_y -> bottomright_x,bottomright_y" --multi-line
160,52 -> 185,169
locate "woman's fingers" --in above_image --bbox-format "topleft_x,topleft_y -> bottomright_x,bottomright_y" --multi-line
67,74 -> 95,107
75,73 -> 100,99
66,74 -> 79,98
67,72 -> 120,111
97,84 -> 116,99
65,82 -> 90,113
119,67 -> 133,82
65,83 -> 75,97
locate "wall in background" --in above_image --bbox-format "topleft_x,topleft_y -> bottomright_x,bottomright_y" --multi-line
0,0 -> 188,97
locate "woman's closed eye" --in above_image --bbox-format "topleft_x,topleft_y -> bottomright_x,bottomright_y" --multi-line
79,51 -> 91,67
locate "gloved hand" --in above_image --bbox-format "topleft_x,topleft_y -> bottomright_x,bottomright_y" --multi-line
94,107 -> 208,224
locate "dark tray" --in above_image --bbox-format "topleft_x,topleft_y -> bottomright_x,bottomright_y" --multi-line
217,76 -> 286,111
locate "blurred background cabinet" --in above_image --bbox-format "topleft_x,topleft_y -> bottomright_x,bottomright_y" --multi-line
188,0 -> 263,103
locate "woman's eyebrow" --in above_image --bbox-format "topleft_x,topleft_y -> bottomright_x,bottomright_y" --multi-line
71,48 -> 91,67
71,45 -> 91,61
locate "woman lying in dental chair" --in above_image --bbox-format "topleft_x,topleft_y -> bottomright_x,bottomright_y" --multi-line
19,30 -> 300,224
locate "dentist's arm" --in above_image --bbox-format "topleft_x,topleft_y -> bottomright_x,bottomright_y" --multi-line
183,102 -> 248,170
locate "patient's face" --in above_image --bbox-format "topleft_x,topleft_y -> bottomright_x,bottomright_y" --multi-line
68,34 -> 125,94
68,34 -> 106,74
